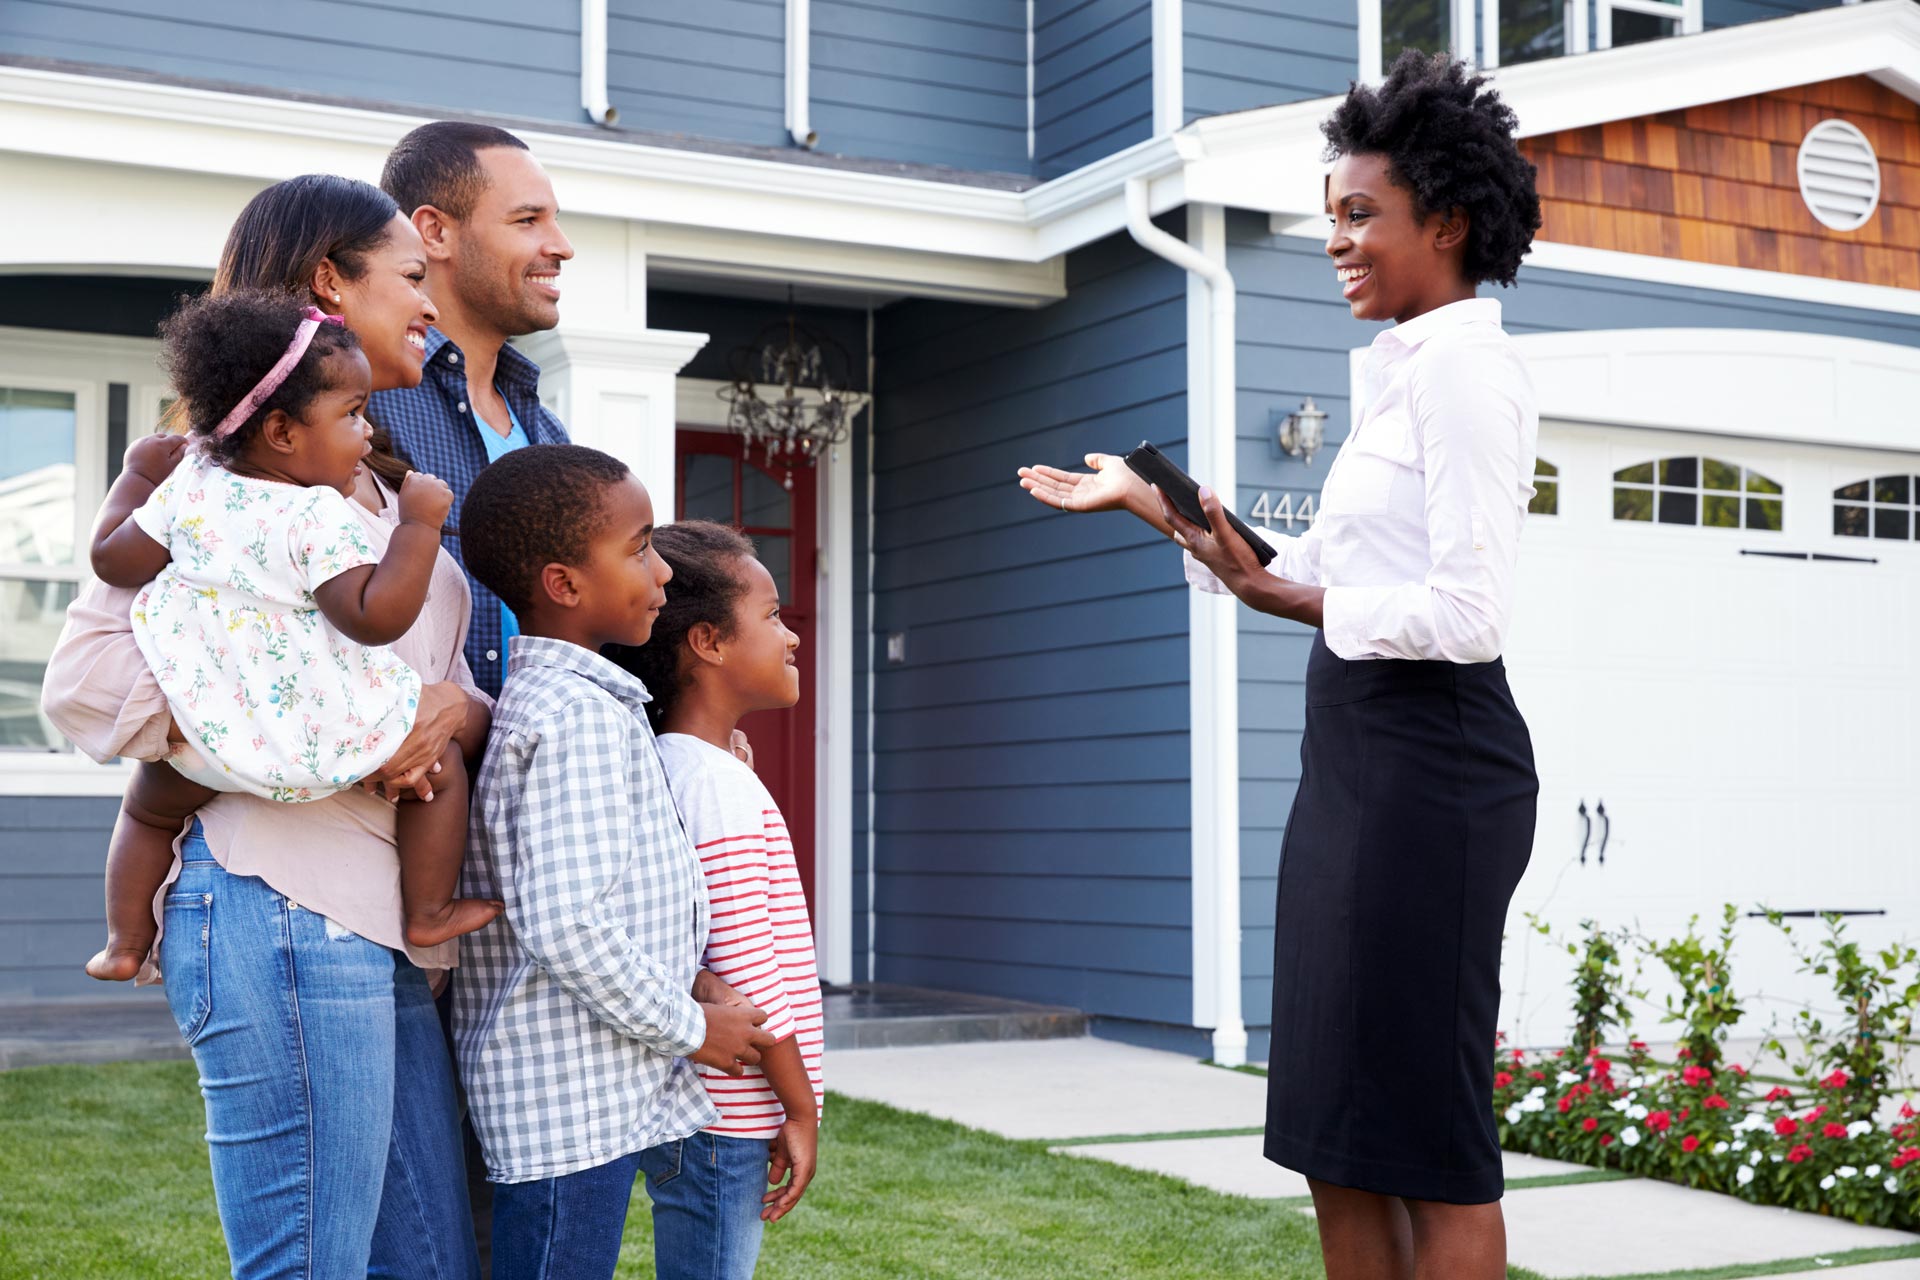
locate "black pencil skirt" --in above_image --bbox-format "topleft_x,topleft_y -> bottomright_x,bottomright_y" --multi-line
1263,632 -> 1539,1204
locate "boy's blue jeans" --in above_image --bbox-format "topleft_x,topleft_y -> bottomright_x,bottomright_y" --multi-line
161,823 -> 479,1280
491,1132 -> 768,1280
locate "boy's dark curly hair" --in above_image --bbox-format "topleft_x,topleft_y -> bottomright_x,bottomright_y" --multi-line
1321,50 -> 1542,287
460,444 -> 633,617
605,520 -> 757,730
159,288 -> 362,464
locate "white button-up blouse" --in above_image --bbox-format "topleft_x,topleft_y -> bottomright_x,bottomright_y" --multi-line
1187,297 -> 1538,664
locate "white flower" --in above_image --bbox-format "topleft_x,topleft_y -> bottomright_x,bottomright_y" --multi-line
1506,1106 -> 1522,1124
1520,1095 -> 1547,1113
1629,1074 -> 1648,1088
1838,1166 -> 1859,1178
1751,1150 -> 1764,1166
1557,1071 -> 1582,1086
1712,1142 -> 1729,1155
1611,1099 -> 1633,1113
1847,1120 -> 1873,1139
1621,1126 -> 1642,1147
1732,1140 -> 1747,1152
1628,1104 -> 1649,1121
1821,1174 -> 1837,1190
1867,1164 -> 1881,1177
1772,1153 -> 1784,1163
1526,1086 -> 1548,1100
1737,1165 -> 1755,1186
1889,1177 -> 1902,1194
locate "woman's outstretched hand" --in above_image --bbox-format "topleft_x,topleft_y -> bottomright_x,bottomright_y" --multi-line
1017,453 -> 1149,517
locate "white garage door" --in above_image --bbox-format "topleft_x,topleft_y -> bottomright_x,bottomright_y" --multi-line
1498,419 -> 1920,1048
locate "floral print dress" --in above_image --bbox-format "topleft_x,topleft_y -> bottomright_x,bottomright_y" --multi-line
129,456 -> 421,801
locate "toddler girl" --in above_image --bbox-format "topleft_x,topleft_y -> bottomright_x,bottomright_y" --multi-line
610,520 -> 824,1274
84,288 -> 499,981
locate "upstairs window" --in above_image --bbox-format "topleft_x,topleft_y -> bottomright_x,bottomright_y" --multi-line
1595,0 -> 1702,51
1834,475 -> 1920,542
1361,1 -> 1702,78
1613,456 -> 1783,531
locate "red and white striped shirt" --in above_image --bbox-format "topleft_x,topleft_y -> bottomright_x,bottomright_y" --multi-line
657,734 -> 824,1139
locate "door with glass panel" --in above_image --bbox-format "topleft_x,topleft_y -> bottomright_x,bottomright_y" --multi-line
0,386 -> 85,751
675,430 -> 818,917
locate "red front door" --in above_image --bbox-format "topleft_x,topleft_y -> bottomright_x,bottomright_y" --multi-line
675,431 -> 817,917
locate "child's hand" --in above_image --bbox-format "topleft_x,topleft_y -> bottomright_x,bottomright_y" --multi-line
397,470 -> 454,531
692,969 -> 754,1007
124,433 -> 189,485
729,729 -> 755,770
690,1001 -> 774,1077
763,1114 -> 818,1222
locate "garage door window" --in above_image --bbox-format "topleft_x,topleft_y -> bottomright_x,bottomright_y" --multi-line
1833,475 -> 1918,540
1529,459 -> 1558,516
1613,456 -> 1783,531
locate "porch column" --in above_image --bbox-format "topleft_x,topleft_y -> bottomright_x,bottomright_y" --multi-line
515,325 -> 709,520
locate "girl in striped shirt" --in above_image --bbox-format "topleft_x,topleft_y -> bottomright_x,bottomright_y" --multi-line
613,519 -> 823,1275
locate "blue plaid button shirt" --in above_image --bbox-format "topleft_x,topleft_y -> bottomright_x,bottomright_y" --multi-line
452,635 -> 716,1183
369,329 -> 570,698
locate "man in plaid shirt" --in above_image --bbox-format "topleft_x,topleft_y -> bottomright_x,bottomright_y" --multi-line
454,445 -> 774,1280
372,120 -> 573,698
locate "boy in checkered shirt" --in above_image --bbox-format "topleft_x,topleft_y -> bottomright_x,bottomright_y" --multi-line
451,444 -> 774,1280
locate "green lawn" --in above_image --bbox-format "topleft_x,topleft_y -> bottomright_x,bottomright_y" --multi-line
0,1061 -> 1330,1280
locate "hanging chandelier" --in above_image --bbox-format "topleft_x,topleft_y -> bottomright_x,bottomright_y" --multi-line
717,296 -> 868,489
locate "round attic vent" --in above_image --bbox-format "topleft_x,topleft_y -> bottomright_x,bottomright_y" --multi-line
1796,119 -> 1881,232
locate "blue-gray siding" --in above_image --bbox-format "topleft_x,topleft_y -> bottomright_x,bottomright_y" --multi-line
867,228 -> 1193,1022
809,0 -> 1029,174
0,796 -> 148,1002
608,0 -> 786,147
1227,210 -> 1920,1061
3,0 -> 582,123
1183,0 -> 1356,124
1033,0 -> 1153,180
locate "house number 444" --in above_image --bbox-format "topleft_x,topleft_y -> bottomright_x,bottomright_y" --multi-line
1249,492 -> 1318,529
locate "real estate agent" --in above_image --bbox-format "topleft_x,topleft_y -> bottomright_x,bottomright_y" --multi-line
1019,51 -> 1544,1280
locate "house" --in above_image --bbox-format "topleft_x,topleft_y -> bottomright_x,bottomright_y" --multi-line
3,0 -> 1917,1063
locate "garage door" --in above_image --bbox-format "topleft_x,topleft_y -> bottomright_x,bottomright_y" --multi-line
1498,419 -> 1920,1048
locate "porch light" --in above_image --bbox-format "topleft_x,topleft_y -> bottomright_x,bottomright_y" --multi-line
1277,397 -> 1327,465
717,295 -> 868,489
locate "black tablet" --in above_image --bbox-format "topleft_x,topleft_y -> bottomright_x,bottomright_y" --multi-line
1123,441 -> 1279,568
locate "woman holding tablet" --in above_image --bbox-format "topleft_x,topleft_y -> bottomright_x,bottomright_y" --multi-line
1019,52 -> 1543,1280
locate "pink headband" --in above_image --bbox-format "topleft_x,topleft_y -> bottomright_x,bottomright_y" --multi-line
211,306 -> 345,439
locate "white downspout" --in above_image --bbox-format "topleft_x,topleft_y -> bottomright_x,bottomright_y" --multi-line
787,0 -> 819,148
580,0 -> 617,126
1122,179 -> 1248,1068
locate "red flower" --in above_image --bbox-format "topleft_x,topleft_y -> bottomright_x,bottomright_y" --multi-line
1902,1102 -> 1917,1120
1494,1072 -> 1513,1089
1629,1040 -> 1648,1051
1513,1049 -> 1526,1062
1646,1111 -> 1672,1133
1558,1095 -> 1575,1114
1823,1122 -> 1849,1140
1821,1070 -> 1851,1090
1703,1094 -> 1730,1110
1676,1046 -> 1692,1058
1786,1144 -> 1814,1164
1682,1065 -> 1713,1087
1530,1071 -> 1547,1082
1774,1117 -> 1800,1137
1764,1086 -> 1793,1103
1806,1105 -> 1828,1122
1680,1135 -> 1700,1153
1554,1048 -> 1567,1058
1892,1147 -> 1920,1171
1582,1117 -> 1599,1132
1678,1108 -> 1691,1122
1591,1056 -> 1612,1073
1728,1063 -> 1748,1077
1599,1134 -> 1614,1146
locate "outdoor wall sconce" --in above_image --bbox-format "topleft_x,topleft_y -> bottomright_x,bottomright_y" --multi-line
1276,397 -> 1327,465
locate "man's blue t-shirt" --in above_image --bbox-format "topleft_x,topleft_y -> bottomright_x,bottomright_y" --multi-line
476,399 -> 529,647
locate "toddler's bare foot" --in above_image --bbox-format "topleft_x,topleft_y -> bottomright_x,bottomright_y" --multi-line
85,943 -> 148,982
405,898 -> 504,948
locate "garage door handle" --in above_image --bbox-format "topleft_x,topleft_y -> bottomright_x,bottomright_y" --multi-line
1596,800 -> 1610,867
1577,801 -> 1591,866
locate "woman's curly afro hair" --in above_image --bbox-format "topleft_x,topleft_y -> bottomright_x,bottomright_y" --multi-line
159,288 -> 362,464
1321,50 -> 1543,288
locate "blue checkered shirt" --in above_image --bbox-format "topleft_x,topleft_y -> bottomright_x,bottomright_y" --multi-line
369,329 -> 570,699
452,635 -> 716,1183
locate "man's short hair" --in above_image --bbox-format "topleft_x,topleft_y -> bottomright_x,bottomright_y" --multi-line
461,445 -> 632,616
381,121 -> 530,222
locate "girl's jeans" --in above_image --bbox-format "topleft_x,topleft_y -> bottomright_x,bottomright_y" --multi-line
162,820 -> 480,1280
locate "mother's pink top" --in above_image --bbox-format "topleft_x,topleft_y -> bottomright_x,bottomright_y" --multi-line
42,476 -> 487,976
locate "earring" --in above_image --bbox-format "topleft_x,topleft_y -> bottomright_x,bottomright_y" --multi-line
332,293 -> 341,303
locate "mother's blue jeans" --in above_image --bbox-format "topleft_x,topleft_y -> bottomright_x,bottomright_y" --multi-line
162,821 -> 480,1280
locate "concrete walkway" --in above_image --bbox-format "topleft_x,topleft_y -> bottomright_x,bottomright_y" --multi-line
830,1038 -> 1920,1279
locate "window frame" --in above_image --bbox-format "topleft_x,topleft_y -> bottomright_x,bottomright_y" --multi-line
1360,0 -> 1703,79
1610,454 -> 1786,533
0,325 -> 166,792
1593,0 -> 1703,52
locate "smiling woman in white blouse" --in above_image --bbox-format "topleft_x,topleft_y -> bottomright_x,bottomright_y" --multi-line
1020,51 -> 1544,1280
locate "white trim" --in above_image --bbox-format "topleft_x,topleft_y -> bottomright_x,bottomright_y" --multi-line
1026,0 -> 1037,161
1125,190 -> 1245,1066
1270,216 -> 1920,318
1508,327 -> 1920,453
1152,0 -> 1184,135
1453,0 -> 1478,65
1356,0 -> 1383,84
0,756 -> 138,797
580,0 -> 617,127
786,0 -> 817,149
815,401 -> 856,986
